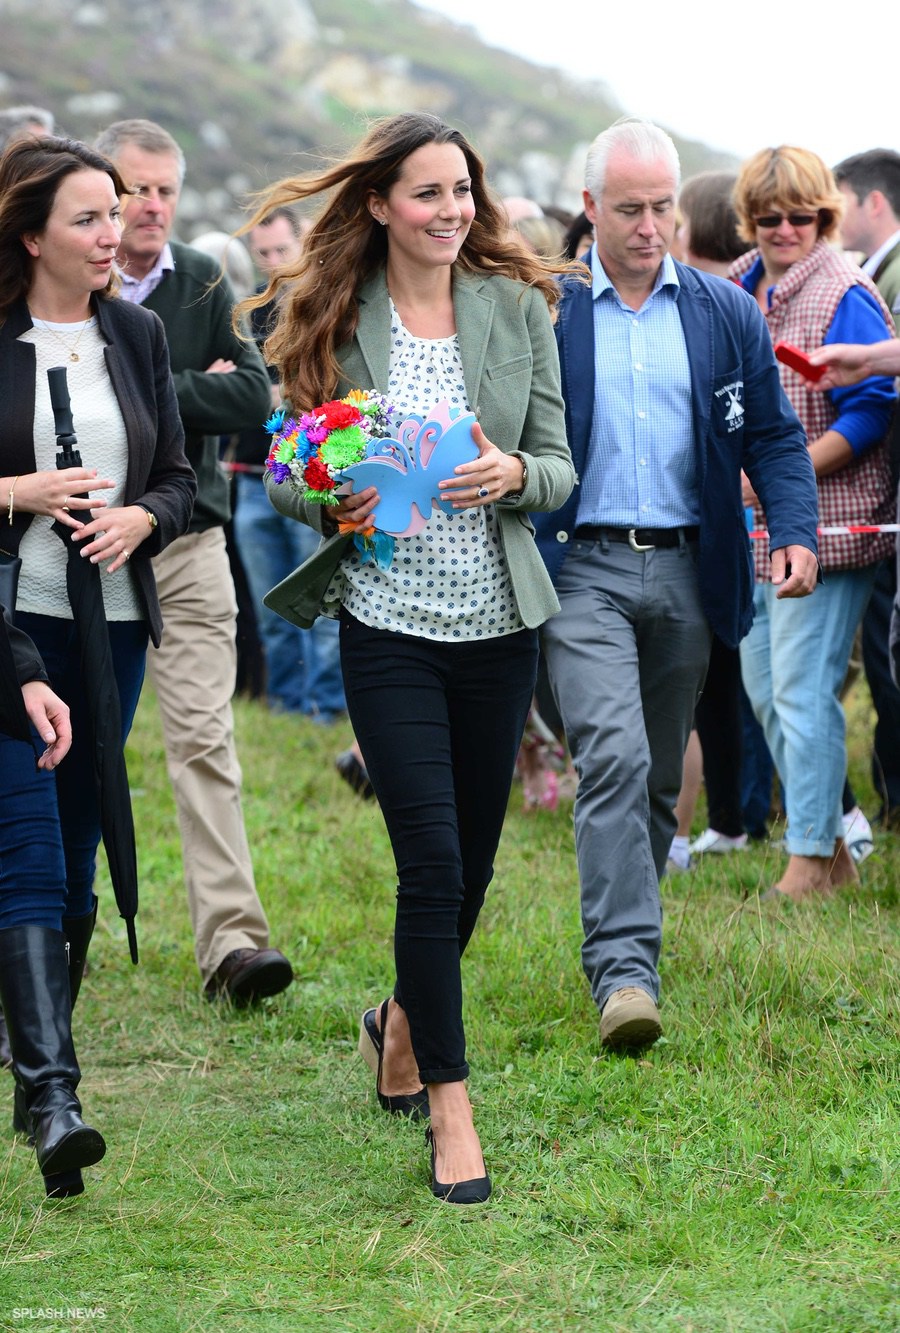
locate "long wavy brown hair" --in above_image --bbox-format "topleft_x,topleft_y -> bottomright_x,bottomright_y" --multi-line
236,113 -> 582,410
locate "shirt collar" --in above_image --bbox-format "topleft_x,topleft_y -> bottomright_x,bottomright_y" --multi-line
861,228 -> 900,277
117,242 -> 175,295
590,245 -> 680,304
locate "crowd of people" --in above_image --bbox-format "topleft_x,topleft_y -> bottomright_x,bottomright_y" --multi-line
0,99 -> 897,1205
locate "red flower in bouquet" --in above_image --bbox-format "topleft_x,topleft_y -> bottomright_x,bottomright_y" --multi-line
319,400 -> 362,432
303,456 -> 333,492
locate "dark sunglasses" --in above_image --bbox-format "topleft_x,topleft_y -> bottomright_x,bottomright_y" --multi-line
754,211 -> 819,229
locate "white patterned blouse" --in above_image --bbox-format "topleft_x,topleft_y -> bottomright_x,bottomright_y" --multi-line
322,300 -> 522,641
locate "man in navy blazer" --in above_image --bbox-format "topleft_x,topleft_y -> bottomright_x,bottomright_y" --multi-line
533,119 -> 819,1051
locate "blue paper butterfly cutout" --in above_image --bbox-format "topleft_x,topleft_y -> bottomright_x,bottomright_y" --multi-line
337,405 -> 479,537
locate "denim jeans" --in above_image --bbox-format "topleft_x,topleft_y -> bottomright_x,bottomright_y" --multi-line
233,474 -> 344,720
340,610 -> 538,1083
15,612 -> 149,919
0,730 -> 67,929
739,570 -> 877,856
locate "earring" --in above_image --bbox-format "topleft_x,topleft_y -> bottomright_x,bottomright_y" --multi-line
379,218 -> 387,226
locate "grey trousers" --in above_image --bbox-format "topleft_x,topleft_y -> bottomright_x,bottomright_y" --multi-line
542,537 -> 712,1011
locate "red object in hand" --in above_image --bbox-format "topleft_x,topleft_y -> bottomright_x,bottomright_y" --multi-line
774,341 -> 826,382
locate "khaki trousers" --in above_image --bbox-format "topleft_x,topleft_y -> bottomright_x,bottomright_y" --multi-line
147,528 -> 270,980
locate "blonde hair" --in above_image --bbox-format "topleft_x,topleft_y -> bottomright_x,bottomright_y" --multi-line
732,146 -> 843,244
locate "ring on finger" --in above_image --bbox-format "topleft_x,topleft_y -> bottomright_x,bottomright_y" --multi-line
477,486 -> 490,499
62,497 -> 70,511
123,549 -> 130,561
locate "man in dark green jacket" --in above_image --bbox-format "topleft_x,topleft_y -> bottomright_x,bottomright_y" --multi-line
96,119 -> 293,1004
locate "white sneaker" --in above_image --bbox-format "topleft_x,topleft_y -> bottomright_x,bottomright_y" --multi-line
689,827 -> 748,855
841,807 -> 874,864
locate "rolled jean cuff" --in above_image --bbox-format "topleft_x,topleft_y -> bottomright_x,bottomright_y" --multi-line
783,833 -> 839,857
417,1062 -> 470,1085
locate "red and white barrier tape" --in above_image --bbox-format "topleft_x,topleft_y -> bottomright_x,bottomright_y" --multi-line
750,524 -> 900,538
220,461 -> 266,475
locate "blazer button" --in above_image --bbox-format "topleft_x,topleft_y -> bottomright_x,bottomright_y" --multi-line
556,531 -> 568,543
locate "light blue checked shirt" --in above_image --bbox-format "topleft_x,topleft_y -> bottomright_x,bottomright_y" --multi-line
575,248 -> 700,529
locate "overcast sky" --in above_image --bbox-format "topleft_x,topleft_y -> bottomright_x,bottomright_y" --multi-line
414,0 -> 896,167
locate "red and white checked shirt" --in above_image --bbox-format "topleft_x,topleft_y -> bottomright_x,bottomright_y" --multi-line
731,240 -> 895,576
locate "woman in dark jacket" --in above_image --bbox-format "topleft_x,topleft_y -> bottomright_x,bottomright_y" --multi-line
0,136 -> 194,1197
0,599 -> 103,1198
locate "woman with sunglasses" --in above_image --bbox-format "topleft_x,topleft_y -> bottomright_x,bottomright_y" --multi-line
730,147 -> 896,902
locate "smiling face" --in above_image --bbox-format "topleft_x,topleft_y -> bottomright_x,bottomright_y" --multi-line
22,167 -> 122,309
113,143 -> 182,279
369,141 -> 475,279
754,205 -> 820,280
585,150 -> 678,297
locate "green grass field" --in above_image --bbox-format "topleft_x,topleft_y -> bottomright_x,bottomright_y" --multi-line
0,684 -> 897,1332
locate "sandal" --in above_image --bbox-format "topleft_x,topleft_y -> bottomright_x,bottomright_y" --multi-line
358,999 -> 429,1119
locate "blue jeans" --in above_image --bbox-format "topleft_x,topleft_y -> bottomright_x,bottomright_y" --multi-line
0,730 -> 67,929
15,613 -> 149,919
739,570 -> 876,856
233,474 -> 344,720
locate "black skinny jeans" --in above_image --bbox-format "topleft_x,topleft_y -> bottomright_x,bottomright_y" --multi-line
340,610 -> 538,1083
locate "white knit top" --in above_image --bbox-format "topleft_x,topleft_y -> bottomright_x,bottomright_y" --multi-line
16,318 -> 143,622
325,301 -> 521,641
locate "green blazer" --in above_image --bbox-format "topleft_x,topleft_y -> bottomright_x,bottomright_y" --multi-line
264,268 -> 575,629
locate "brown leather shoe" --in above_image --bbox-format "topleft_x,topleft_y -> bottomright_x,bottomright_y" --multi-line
204,948 -> 294,1005
599,987 -> 662,1050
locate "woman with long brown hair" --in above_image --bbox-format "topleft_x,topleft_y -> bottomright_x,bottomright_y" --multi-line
243,112 -> 576,1203
0,135 -> 194,1197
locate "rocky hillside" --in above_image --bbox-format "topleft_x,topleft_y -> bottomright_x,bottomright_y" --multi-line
0,0 -> 735,232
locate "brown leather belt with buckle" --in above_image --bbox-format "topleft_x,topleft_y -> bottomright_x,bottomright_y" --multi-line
574,525 -> 700,551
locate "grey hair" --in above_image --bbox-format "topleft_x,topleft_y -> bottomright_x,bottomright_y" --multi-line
189,231 -> 256,302
584,117 -> 681,203
94,118 -> 186,185
0,104 -> 55,151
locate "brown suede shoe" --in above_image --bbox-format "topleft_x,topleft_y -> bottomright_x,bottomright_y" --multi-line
600,987 -> 662,1050
204,948 -> 294,1005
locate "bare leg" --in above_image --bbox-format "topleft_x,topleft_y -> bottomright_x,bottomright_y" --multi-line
674,729 -> 703,837
377,998 -> 424,1098
426,1081 -> 485,1185
774,845 -> 859,901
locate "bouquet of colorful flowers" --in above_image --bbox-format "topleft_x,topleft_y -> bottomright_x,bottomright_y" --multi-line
264,389 -> 399,568
264,390 -> 397,505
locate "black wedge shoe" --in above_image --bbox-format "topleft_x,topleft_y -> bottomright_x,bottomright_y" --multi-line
358,998 -> 430,1119
426,1125 -> 491,1205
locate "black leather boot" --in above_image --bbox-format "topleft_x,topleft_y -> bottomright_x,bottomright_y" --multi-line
63,895 -> 98,1008
0,925 -> 105,1197
9,897 -> 98,1139
0,1010 -> 10,1070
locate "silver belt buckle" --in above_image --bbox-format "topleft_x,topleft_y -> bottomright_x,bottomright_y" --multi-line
628,528 -> 655,552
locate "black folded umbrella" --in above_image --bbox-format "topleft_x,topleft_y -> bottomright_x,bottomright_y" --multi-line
48,366 -> 139,963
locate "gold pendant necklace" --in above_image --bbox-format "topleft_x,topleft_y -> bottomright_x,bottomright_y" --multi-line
32,316 -> 91,363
